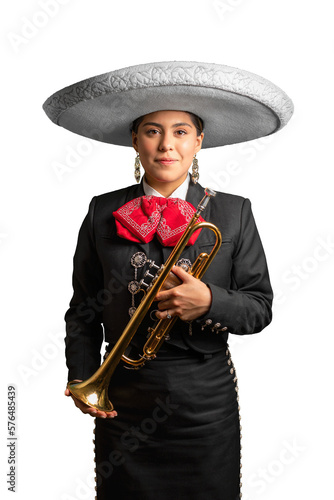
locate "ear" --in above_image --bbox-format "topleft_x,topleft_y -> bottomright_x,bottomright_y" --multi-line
132,131 -> 138,152
195,132 -> 204,154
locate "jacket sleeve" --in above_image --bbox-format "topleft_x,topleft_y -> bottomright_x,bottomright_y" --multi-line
197,198 -> 273,335
64,197 -> 104,381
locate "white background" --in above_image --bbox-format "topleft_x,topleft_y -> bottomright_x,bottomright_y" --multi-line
1,1 -> 333,498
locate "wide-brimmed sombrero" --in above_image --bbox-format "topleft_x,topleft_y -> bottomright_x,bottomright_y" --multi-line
42,61 -> 293,148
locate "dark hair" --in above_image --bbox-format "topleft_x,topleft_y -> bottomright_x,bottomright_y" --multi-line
131,111 -> 204,136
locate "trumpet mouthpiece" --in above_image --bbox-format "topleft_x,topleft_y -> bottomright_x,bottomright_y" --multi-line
205,187 -> 216,198
197,187 -> 216,214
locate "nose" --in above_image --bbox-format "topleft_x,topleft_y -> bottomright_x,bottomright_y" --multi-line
158,132 -> 174,151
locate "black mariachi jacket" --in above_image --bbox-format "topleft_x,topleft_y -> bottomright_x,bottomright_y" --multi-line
65,180 -> 273,381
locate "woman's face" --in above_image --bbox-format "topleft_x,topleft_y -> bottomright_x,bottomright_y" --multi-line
132,110 -> 204,196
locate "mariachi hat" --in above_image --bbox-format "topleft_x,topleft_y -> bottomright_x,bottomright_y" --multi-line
42,61 -> 293,149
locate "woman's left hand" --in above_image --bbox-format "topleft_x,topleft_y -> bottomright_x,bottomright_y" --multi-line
155,266 -> 212,322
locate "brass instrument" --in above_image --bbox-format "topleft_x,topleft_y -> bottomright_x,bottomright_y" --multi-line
67,188 -> 222,412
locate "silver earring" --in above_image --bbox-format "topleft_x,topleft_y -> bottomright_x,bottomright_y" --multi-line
191,154 -> 199,184
134,153 -> 141,183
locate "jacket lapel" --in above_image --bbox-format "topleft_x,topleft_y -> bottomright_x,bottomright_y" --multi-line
186,181 -> 216,248
121,181 -> 151,257
124,181 -> 145,202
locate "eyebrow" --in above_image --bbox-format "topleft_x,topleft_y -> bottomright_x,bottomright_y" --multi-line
142,121 -> 193,128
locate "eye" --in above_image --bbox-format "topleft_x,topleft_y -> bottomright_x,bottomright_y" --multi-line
146,128 -> 160,135
175,129 -> 187,136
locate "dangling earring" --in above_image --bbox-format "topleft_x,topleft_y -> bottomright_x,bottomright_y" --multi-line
191,154 -> 199,184
134,153 -> 141,183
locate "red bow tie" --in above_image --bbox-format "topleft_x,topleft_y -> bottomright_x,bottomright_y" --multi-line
113,196 -> 204,246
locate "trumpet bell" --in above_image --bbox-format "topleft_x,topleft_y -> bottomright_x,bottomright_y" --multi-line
67,379 -> 114,412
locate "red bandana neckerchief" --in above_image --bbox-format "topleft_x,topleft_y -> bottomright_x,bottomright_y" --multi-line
113,196 -> 204,246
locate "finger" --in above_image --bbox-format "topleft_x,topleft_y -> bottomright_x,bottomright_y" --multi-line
157,297 -> 173,310
170,265 -> 191,281
156,284 -> 183,304
155,266 -> 189,301
155,309 -> 173,320
77,402 -> 118,418
155,309 -> 164,319
65,380 -> 82,396
89,409 -> 118,419
106,411 -> 118,419
102,410 -> 118,418
155,289 -> 172,302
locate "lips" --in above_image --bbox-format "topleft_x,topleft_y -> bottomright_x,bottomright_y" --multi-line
156,158 -> 178,164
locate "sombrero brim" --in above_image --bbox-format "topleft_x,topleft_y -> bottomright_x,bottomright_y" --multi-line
42,61 -> 293,148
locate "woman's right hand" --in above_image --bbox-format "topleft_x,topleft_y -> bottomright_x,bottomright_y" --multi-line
64,381 -> 118,419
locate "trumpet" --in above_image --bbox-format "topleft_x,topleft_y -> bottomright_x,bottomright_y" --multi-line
67,188 -> 222,412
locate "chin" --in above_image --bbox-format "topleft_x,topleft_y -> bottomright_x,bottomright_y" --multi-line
152,172 -> 176,182
158,177 -> 181,184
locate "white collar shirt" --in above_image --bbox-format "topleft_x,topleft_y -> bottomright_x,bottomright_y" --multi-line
142,174 -> 190,201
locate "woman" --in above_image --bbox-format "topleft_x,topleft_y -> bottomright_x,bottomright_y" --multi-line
43,61 -> 293,499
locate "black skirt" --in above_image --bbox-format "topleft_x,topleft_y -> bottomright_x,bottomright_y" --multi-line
94,346 -> 241,500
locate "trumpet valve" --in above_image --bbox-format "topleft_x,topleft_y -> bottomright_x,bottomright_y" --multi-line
148,260 -> 160,270
156,265 -> 164,275
144,270 -> 155,279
